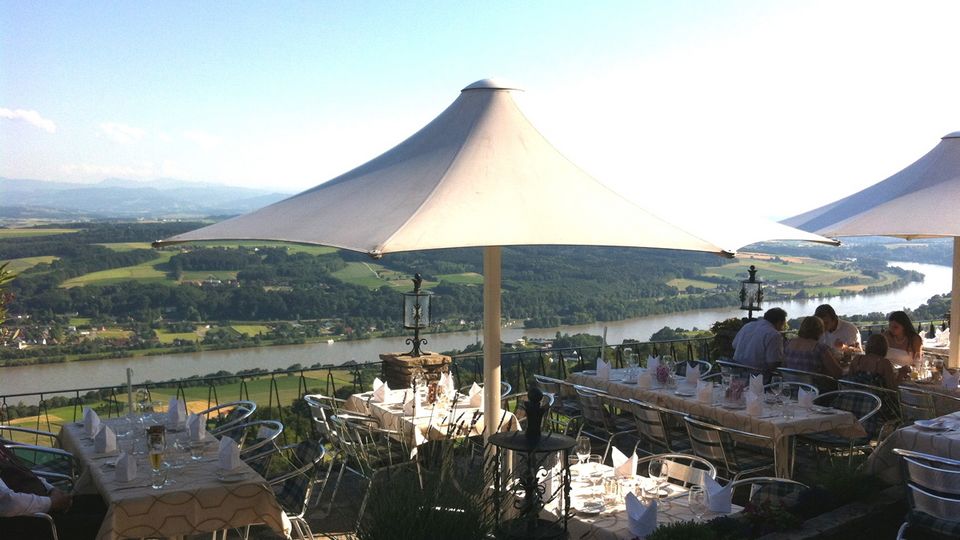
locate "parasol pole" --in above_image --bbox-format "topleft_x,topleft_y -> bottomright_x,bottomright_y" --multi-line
950,237 -> 960,369
483,246 -> 502,440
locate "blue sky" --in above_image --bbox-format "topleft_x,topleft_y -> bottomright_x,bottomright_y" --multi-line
3,1 -> 960,218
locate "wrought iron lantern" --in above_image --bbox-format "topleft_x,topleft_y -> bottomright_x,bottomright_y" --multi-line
739,265 -> 763,320
402,273 -> 432,356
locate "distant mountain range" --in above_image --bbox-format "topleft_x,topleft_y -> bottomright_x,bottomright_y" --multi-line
0,178 -> 293,219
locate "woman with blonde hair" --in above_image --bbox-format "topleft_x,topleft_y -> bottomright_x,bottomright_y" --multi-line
784,316 -> 843,378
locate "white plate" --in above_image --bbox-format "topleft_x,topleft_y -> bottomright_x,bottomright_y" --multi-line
577,501 -> 605,515
721,403 -> 746,410
809,405 -> 836,415
619,379 -> 638,385
674,389 -> 695,397
581,370 -> 597,375
915,419 -> 951,431
216,470 -> 246,483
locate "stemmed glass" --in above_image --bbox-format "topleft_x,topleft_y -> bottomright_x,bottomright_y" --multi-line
647,458 -> 670,507
770,375 -> 785,410
149,441 -> 166,489
575,436 -> 591,479
688,485 -> 707,521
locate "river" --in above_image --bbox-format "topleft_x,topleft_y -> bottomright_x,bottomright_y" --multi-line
1,261 -> 950,398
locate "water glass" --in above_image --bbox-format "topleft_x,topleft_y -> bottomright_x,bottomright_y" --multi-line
151,469 -> 166,490
782,400 -> 795,419
603,477 -> 621,505
688,485 -> 707,521
189,441 -> 205,460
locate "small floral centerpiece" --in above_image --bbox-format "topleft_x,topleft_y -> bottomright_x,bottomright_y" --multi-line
655,364 -> 671,385
725,378 -> 746,403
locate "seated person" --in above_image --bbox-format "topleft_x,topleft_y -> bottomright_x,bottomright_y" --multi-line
883,310 -> 924,370
0,444 -> 104,540
846,334 -> 901,389
783,316 -> 842,379
733,307 -> 787,373
814,304 -> 862,355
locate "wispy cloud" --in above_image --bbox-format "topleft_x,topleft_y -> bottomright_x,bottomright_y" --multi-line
183,130 -> 222,149
0,108 -> 56,133
99,122 -> 146,144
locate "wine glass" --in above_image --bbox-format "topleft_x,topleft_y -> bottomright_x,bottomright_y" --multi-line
575,436 -> 591,479
688,485 -> 707,521
647,458 -> 670,502
770,375 -> 785,404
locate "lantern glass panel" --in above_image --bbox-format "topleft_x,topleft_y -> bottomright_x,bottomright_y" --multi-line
741,282 -> 762,310
403,293 -> 430,329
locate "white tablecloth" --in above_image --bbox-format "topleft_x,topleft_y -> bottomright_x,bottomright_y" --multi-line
570,371 -> 863,477
60,418 -> 289,540
865,411 -> 960,484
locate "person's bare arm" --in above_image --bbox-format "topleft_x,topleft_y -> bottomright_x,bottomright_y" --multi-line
820,346 -> 843,379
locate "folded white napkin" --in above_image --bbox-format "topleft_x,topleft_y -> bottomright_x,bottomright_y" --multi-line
218,436 -> 241,471
626,492 -> 657,537
944,372 -> 959,390
83,407 -> 101,437
746,392 -> 763,416
115,452 -> 137,482
697,380 -> 713,403
749,374 -> 764,396
703,475 -> 732,513
403,391 -> 424,416
638,371 -> 653,389
95,425 -> 116,453
647,356 -> 660,372
798,387 -> 817,408
468,382 -> 483,408
373,377 -> 385,391
186,413 -> 206,442
611,447 -> 637,478
372,379 -> 391,402
685,364 -> 700,385
445,373 -> 456,396
597,358 -> 611,381
167,398 -> 186,425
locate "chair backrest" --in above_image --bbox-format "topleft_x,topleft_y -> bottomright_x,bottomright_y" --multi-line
894,448 -> 960,522
717,360 -> 762,378
456,381 -> 513,399
898,386 -> 937,423
776,367 -> 837,393
636,453 -> 717,488
838,379 -> 901,424
764,381 -> 818,401
728,477 -> 808,508
273,441 -> 326,518
221,420 -> 284,456
200,400 -> 257,433
628,399 -> 683,453
573,386 -> 610,430
815,390 -> 882,437
304,394 -> 338,441
533,374 -> 563,396
682,416 -> 737,475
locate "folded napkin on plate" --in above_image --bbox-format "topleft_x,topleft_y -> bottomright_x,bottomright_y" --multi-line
83,407 -> 101,437
638,371 -> 653,389
647,356 -> 660,372
95,425 -> 116,453
468,382 -> 483,408
626,492 -> 657,537
749,374 -> 764,397
168,398 -> 187,425
697,380 -> 713,403
611,446 -> 637,478
746,392 -> 763,416
438,372 -> 456,396
372,377 -> 385,391
944,372 -> 959,390
403,391 -> 424,416
685,364 -> 700,385
186,413 -> 206,442
703,475 -> 732,513
115,452 -> 137,482
218,436 -> 241,471
798,387 -> 817,408
597,358 -> 611,381
372,379 -> 391,402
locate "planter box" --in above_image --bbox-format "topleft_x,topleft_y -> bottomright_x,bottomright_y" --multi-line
380,352 -> 452,389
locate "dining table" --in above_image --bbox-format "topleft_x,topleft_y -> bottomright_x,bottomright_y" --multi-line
549,461 -> 742,539
569,369 -> 864,477
864,411 -> 960,484
59,416 -> 289,540
344,390 -> 520,450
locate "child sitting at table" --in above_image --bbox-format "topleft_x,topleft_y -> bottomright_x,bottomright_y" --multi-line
846,334 -> 902,389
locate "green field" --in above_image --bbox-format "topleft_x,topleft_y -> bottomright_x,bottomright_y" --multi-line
0,228 -> 78,238
68,317 -> 92,326
188,241 -> 336,256
707,255 -> 854,286
60,252 -> 174,288
1,255 -> 59,273
232,324 -> 270,336
667,278 -> 719,290
331,261 -> 433,290
179,270 -> 239,281
95,328 -> 132,339
155,328 -> 203,344
96,242 -> 154,251
437,272 -> 484,285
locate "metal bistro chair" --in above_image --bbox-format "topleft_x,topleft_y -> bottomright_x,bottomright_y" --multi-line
217,420 -> 284,458
893,448 -> 960,540
200,400 -> 257,435
0,425 -> 61,447
797,390 -> 882,464
838,379 -> 901,438
626,399 -> 691,455
898,386 -> 937,424
534,374 -> 582,432
763,381 -> 818,402
572,386 -> 635,449
673,360 -> 713,378
728,477 -> 809,508
635,453 -> 718,488
776,367 -> 838,393
505,391 -> 555,433
457,381 -> 512,400
0,512 -> 60,540
2,443 -> 77,491
683,416 -> 776,482
717,359 -> 763,378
